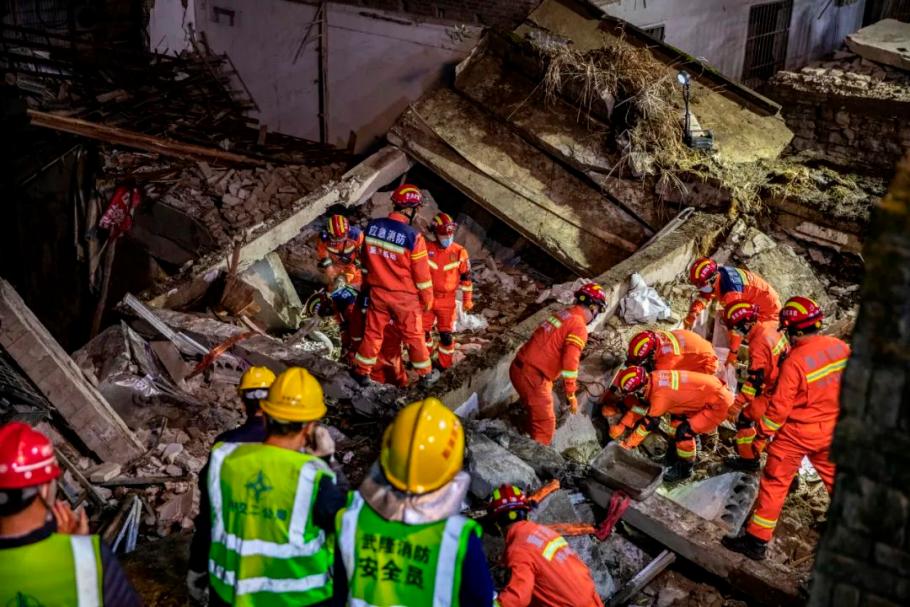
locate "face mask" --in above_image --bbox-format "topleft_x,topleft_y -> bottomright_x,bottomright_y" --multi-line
439,237 -> 454,248
698,284 -> 713,293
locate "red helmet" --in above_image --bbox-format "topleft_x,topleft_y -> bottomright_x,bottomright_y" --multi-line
575,282 -> 607,311
432,212 -> 457,237
723,300 -> 760,330
689,257 -> 718,288
391,184 -> 423,208
627,331 -> 659,365
326,214 -> 350,241
779,296 -> 823,331
487,484 -> 530,519
613,366 -> 649,394
0,422 -> 60,490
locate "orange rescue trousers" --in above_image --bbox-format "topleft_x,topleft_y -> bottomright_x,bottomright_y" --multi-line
354,287 -> 432,377
745,420 -> 836,542
423,293 -> 458,368
509,359 -> 556,445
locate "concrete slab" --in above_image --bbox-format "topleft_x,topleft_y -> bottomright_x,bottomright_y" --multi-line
658,471 -> 759,531
238,252 -> 305,330
846,19 -> 910,72
0,279 -> 144,463
466,432 -> 541,500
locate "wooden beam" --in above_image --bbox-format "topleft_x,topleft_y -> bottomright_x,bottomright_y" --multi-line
27,110 -> 265,166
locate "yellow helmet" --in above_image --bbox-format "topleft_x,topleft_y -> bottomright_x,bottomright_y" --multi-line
238,366 -> 277,393
260,367 -> 326,422
380,398 -> 464,495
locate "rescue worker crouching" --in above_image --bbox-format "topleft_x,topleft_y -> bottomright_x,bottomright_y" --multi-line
0,422 -> 140,606
188,366 -> 278,600
720,301 -> 790,472
206,367 -> 345,606
723,296 -> 849,561
612,366 -> 734,483
605,329 -> 719,440
317,214 -> 364,289
487,484 -> 603,607
334,398 -> 495,606
352,184 -> 440,388
509,283 -> 608,446
683,256 -> 782,365
424,212 -> 474,370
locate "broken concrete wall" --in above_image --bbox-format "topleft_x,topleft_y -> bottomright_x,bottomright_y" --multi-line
0,279 -> 144,463
162,0 -> 481,152
809,153 -> 910,606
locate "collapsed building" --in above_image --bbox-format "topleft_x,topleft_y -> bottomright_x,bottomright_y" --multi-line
1,0 -> 908,606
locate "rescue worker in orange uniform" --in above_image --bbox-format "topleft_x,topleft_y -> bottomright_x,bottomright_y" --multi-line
683,257 -> 782,365
723,297 -> 849,560
606,329 -> 720,440
316,214 -> 364,288
423,212 -> 473,370
613,366 -> 734,482
509,283 -> 607,445
352,184 -> 439,387
720,300 -> 790,471
487,484 -> 604,607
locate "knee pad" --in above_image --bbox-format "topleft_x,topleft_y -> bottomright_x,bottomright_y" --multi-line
439,332 -> 454,346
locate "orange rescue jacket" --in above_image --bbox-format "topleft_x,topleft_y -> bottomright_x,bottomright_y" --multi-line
759,334 -> 850,436
362,212 -> 433,305
498,520 -> 604,607
653,329 -> 719,375
516,306 -> 588,395
426,240 -> 472,304
697,267 -> 782,322
738,320 -> 790,413
646,370 -> 734,434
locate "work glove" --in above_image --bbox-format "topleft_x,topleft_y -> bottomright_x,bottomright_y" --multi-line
621,417 -> 659,449
186,569 -> 208,604
307,424 -> 336,459
684,299 -> 707,330
463,297 -> 474,312
608,422 -> 627,441
566,393 -> 578,414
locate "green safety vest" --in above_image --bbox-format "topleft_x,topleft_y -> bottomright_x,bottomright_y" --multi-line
0,532 -> 103,606
336,491 -> 481,607
208,442 -> 336,606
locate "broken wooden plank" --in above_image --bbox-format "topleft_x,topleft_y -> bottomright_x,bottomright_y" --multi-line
97,475 -> 191,487
27,109 -> 266,166
585,479 -> 801,606
0,279 -> 145,463
606,549 -> 676,607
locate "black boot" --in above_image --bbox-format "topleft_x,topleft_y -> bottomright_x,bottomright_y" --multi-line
349,368 -> 371,387
725,456 -> 760,472
663,461 -> 693,483
418,369 -> 441,388
722,533 -> 768,561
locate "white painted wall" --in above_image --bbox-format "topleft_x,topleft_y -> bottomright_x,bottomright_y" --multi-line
148,0 -> 480,152
148,0 -> 196,54
596,0 -> 865,80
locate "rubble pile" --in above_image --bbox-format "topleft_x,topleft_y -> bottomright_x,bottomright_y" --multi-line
772,51 -> 910,102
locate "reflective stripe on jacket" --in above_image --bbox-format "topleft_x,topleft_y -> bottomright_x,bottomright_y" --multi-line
427,240 -> 472,297
362,213 -> 433,299
654,329 -> 719,375
208,442 -> 335,606
0,532 -> 103,606
516,306 -> 588,389
336,491 -> 480,607
646,370 -> 734,434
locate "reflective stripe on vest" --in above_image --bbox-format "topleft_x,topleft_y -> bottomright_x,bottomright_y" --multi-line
208,442 -> 334,603
338,491 -> 474,607
0,532 -> 102,607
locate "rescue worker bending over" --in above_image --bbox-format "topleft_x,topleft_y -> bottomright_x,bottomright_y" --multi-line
509,283 -> 608,445
605,329 -> 719,440
317,214 -> 364,288
424,212 -> 473,370
723,297 -> 849,561
0,422 -> 140,606
487,484 -> 603,607
683,257 -> 781,364
612,366 -> 734,482
720,301 -> 790,472
353,184 -> 438,388
334,398 -> 495,606
206,367 -> 345,606
189,366 -> 278,600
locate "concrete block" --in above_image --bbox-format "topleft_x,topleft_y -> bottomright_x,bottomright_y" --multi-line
89,462 -> 122,483
846,20 -> 910,72
238,252 -> 305,330
467,432 -> 540,500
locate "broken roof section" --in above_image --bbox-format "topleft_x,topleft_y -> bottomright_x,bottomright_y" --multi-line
390,0 -> 793,277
